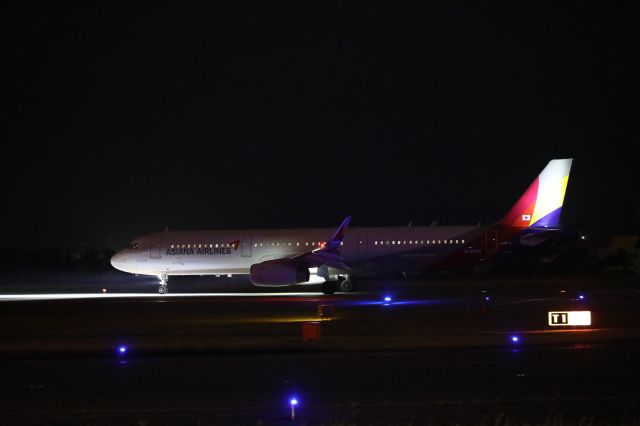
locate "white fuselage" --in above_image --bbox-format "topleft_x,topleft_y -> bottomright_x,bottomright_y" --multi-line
110,225 -> 481,279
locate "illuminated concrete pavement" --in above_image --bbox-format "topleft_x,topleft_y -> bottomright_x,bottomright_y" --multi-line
0,285 -> 638,355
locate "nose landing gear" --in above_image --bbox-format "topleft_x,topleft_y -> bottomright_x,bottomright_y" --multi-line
158,274 -> 168,294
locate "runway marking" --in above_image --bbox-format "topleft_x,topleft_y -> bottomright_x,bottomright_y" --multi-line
0,292 -> 327,302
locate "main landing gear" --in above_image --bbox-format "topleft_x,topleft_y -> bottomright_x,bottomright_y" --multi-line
158,274 -> 168,294
338,277 -> 355,292
321,275 -> 355,295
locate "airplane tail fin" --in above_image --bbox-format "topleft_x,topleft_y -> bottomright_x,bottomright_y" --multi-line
500,159 -> 573,229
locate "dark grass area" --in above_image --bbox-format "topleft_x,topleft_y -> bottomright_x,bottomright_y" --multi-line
1,344 -> 639,425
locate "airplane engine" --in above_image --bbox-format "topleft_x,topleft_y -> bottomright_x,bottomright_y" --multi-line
249,260 -> 310,287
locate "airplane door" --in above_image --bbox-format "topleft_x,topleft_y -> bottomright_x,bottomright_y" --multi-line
486,230 -> 498,253
150,236 -> 161,259
357,235 -> 368,255
241,235 -> 253,257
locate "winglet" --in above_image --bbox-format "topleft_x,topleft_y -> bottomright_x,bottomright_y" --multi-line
325,215 -> 351,252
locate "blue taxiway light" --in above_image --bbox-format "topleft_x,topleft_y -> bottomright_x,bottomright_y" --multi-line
118,346 -> 127,354
485,296 -> 490,301
578,294 -> 585,300
289,397 -> 299,420
511,335 -> 520,343
383,296 -> 392,303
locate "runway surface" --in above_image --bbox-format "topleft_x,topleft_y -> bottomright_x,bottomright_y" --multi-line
0,274 -> 638,424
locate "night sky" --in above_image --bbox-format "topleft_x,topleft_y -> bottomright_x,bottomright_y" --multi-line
5,3 -> 639,249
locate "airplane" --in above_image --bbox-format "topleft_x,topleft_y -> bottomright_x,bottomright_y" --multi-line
110,159 -> 573,294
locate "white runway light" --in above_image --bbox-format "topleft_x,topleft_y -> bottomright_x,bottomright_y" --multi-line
0,292 -> 326,302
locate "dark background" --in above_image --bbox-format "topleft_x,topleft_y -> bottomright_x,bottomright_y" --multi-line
5,3 -> 639,249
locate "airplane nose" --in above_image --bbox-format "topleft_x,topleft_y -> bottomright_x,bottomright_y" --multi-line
110,252 -> 126,271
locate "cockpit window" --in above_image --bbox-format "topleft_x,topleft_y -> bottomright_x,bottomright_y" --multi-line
127,242 -> 139,250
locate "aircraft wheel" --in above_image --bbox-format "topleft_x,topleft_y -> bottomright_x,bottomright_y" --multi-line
321,281 -> 337,295
338,278 -> 355,293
